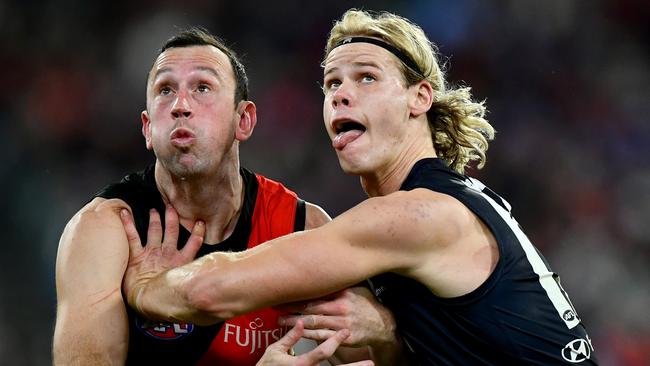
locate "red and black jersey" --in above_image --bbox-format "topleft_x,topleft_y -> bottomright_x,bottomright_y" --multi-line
95,165 -> 306,365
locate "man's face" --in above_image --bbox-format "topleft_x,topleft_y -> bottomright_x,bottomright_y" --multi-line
322,42 -> 412,176
143,45 -> 239,178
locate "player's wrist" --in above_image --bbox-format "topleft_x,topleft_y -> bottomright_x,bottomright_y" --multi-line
372,305 -> 399,346
132,284 -> 148,318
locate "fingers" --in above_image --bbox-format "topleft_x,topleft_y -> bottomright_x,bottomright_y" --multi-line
273,320 -> 305,351
120,209 -> 144,254
163,206 -> 180,249
276,297 -> 345,316
181,220 -> 205,259
302,298 -> 346,315
300,328 -> 350,363
299,328 -> 337,342
279,314 -> 344,331
147,208 -> 163,246
279,315 -> 345,342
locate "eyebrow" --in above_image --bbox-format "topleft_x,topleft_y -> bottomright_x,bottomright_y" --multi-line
152,65 -> 222,83
323,61 -> 382,77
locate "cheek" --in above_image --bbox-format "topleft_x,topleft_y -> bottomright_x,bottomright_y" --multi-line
322,100 -> 332,128
151,98 -> 171,114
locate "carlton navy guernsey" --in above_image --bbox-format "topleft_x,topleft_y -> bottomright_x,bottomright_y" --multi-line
368,158 -> 598,365
95,165 -> 306,365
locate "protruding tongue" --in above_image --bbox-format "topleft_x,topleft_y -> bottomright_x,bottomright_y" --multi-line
333,130 -> 364,150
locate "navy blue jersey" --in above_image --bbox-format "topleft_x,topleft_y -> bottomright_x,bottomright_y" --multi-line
368,158 -> 598,365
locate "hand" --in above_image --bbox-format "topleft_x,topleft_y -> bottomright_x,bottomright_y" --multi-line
120,206 -> 205,316
257,320 -> 373,366
276,287 -> 397,348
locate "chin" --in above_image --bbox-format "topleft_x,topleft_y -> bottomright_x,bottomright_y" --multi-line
337,156 -> 370,177
164,157 -> 206,179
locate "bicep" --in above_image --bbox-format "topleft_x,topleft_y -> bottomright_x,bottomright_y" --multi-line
53,198 -> 131,363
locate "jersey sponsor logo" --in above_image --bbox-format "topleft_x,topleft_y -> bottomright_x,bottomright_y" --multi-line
134,316 -> 194,340
561,338 -> 592,363
222,317 -> 288,354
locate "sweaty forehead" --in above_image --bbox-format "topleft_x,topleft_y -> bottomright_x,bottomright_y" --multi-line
323,43 -> 400,73
149,45 -> 232,82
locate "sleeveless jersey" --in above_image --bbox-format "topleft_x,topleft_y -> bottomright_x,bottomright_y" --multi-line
95,165 -> 306,365
368,158 -> 598,365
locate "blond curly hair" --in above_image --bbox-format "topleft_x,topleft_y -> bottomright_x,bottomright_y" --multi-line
325,9 -> 495,174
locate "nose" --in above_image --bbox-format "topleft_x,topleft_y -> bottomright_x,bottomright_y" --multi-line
171,91 -> 192,119
331,82 -> 352,109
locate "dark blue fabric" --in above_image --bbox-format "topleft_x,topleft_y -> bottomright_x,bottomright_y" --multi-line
369,158 -> 598,365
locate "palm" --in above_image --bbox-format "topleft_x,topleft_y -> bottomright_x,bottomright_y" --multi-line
120,207 -> 205,310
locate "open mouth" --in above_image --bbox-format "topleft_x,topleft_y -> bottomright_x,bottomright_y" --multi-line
335,120 -> 366,134
332,120 -> 366,150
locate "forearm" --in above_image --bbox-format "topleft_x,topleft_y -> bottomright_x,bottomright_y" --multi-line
135,264 -> 217,325
133,255 -> 243,325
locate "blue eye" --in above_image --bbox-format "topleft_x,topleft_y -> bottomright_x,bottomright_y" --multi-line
326,80 -> 341,91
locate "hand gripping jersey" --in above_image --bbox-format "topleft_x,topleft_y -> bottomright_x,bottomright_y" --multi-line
368,158 -> 599,365
95,165 -> 305,365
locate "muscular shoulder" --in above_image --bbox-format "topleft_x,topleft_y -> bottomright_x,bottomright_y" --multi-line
66,197 -> 131,231
60,197 -> 132,254
79,197 -> 130,217
57,198 -> 132,300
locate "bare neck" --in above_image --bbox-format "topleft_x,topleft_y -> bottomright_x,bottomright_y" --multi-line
154,161 -> 244,244
361,146 -> 436,198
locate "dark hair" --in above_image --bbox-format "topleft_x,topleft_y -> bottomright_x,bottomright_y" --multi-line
159,27 -> 249,103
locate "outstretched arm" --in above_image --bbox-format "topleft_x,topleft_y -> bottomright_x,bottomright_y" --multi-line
53,198 -> 131,365
122,190 -> 445,325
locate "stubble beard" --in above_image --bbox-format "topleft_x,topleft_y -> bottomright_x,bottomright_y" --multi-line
161,149 -> 209,180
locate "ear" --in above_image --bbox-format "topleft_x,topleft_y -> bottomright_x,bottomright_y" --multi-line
141,110 -> 153,150
408,80 -> 434,119
234,101 -> 257,142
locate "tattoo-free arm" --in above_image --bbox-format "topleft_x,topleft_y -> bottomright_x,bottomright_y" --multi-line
124,190 -> 447,325
53,198 -> 130,365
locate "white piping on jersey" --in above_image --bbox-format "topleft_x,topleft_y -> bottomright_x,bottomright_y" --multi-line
463,177 -> 580,330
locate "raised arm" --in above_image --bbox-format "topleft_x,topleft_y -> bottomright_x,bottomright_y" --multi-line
123,189 -> 450,325
53,198 -> 131,365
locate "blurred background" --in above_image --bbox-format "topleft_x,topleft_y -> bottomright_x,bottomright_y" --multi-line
0,0 -> 648,364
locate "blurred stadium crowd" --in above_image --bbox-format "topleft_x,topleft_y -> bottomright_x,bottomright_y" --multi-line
0,0 -> 648,364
